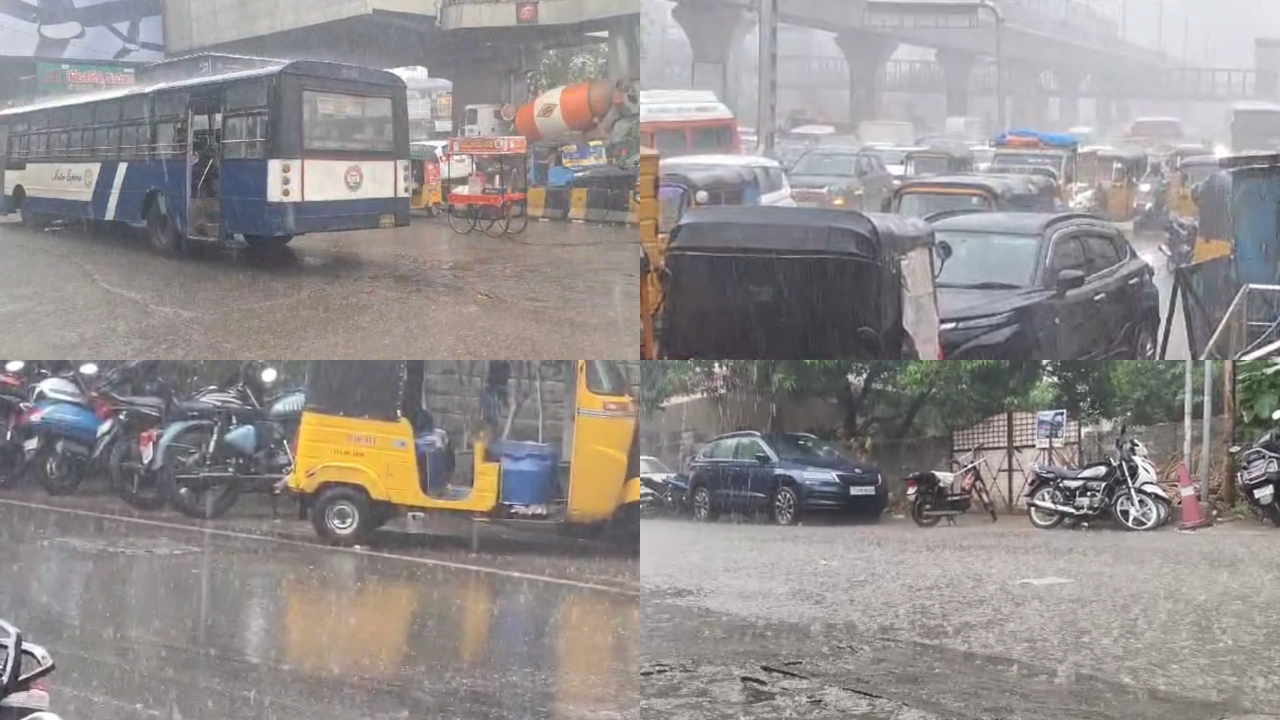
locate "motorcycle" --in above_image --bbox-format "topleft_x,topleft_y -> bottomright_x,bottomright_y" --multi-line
0,362 -> 35,489
0,619 -> 58,720
1024,428 -> 1167,531
1229,408 -> 1280,526
640,473 -> 688,517
23,363 -> 107,496
903,445 -> 999,527
92,363 -> 187,511
153,366 -> 303,519
1158,217 -> 1196,271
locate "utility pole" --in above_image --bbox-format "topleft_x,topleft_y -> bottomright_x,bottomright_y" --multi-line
1200,360 -> 1213,500
756,0 -> 778,155
1183,359 -> 1193,471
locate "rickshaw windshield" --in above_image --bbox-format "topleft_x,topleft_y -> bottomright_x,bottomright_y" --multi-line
1182,164 -> 1215,185
585,361 -> 629,397
303,361 -> 404,420
906,155 -> 951,176
897,191 -> 992,217
659,185 -> 688,234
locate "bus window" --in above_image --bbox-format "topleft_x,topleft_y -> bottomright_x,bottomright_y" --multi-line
154,93 -> 187,118
693,125 -> 734,152
654,130 -> 686,153
122,98 -> 147,121
302,91 -> 394,152
585,361 -> 629,397
226,81 -> 268,110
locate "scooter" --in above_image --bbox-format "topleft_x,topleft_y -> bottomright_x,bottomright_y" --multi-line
23,363 -> 106,496
0,361 -> 35,489
0,619 -> 59,720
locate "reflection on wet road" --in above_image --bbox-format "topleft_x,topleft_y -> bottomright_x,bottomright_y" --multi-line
0,504 -> 638,720
642,517 -> 1280,720
0,218 -> 636,358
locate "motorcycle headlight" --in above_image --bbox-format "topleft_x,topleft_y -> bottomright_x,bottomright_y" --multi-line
1139,182 -> 1152,193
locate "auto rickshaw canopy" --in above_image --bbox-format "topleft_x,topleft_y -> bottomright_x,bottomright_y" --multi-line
892,173 -> 1059,216
903,145 -> 975,176
657,207 -> 940,360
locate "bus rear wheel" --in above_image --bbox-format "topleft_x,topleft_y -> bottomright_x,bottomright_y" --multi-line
147,200 -> 185,255
20,209 -> 47,231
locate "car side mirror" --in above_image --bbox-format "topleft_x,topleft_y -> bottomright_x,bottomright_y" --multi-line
1055,268 -> 1086,293
754,452 -> 770,464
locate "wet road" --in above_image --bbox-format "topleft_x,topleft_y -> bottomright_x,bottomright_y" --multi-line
0,217 -> 636,358
1131,228 -> 1191,359
0,501 -> 639,720
641,516 -> 1280,720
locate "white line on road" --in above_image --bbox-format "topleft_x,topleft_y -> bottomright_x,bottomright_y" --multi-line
0,498 -> 637,596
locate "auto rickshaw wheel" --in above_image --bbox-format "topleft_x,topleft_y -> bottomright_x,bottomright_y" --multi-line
312,485 -> 376,546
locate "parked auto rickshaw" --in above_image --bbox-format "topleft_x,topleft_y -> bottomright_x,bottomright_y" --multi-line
655,207 -> 944,360
1170,154 -> 1219,218
885,173 -> 1059,216
658,164 -> 761,211
639,148 -> 660,359
287,360 -> 640,548
903,145 -> 974,177
409,142 -> 444,216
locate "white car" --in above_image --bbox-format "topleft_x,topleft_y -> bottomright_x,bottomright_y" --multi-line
660,154 -> 797,207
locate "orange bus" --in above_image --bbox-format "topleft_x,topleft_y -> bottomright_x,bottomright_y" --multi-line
640,89 -> 740,157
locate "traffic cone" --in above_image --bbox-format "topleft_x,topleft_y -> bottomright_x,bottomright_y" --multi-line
1177,461 -> 1213,530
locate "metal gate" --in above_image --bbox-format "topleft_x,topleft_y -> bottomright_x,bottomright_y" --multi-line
951,410 -> 1081,511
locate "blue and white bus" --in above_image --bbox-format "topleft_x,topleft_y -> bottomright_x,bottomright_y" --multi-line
0,60 -> 411,253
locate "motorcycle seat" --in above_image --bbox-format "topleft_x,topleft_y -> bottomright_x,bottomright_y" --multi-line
115,396 -> 166,413
1037,465 -> 1106,480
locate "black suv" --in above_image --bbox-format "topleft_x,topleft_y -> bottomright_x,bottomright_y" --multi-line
930,212 -> 1161,359
686,431 -> 887,525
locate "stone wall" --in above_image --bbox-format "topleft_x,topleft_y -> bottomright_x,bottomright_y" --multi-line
423,361 -> 639,448
1080,417 -> 1231,480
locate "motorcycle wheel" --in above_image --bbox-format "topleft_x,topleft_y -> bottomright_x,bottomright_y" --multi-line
1112,492 -> 1160,531
910,495 -> 942,527
34,445 -> 85,496
1026,486 -> 1065,529
109,437 -> 167,511
160,425 -> 242,520
1151,497 -> 1171,527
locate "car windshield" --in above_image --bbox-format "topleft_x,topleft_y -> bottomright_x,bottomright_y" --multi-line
641,457 -> 672,474
790,153 -> 857,176
907,155 -> 952,175
935,230 -> 1041,288
898,192 -> 992,217
769,434 -> 852,465
867,149 -> 907,166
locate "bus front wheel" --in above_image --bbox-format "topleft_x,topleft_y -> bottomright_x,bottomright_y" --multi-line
146,199 -> 185,255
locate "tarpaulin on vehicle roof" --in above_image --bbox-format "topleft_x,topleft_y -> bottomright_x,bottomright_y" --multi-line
303,361 -> 404,421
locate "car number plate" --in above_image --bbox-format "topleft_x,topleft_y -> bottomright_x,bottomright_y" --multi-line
23,437 -> 38,451
849,486 -> 876,496
379,213 -> 396,228
1255,486 -> 1274,501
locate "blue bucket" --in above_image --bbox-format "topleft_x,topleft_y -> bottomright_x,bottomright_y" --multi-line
496,440 -> 557,506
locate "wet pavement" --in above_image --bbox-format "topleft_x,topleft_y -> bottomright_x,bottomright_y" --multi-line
0,500 -> 638,720
641,516 -> 1280,720
0,217 -> 636,358
1131,228 -> 1191,359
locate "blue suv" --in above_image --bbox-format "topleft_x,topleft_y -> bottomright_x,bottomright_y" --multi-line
686,431 -> 887,525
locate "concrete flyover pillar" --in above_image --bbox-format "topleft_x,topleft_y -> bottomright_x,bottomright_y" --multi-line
670,1 -> 752,111
1007,65 -> 1048,129
607,15 -> 641,81
1095,96 -> 1114,133
833,31 -> 898,126
1055,69 -> 1086,128
935,49 -> 975,117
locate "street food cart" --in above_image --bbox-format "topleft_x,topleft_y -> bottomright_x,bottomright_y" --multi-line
446,136 -> 529,236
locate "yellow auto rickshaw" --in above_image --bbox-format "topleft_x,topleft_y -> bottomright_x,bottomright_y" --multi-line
410,142 -> 444,216
639,148 -> 659,359
287,360 -> 640,549
1075,146 -> 1144,220
1170,154 -> 1220,218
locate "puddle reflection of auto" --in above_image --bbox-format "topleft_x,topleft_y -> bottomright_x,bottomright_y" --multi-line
686,431 -> 887,526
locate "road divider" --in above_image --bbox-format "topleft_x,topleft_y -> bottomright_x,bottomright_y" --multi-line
527,183 -> 637,226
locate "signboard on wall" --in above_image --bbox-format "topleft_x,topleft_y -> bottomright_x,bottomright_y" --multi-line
36,62 -> 136,93
0,0 -> 165,61
516,1 -> 538,24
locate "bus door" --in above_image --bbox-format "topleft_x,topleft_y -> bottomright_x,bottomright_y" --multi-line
186,94 -> 223,240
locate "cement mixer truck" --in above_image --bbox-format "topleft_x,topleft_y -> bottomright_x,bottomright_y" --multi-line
461,79 -> 638,147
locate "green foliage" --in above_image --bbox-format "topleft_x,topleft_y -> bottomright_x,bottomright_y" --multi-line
642,360 -> 1203,439
533,45 -> 608,92
1237,361 -> 1280,435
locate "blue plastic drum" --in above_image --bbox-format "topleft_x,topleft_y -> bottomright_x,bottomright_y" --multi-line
495,440 -> 557,507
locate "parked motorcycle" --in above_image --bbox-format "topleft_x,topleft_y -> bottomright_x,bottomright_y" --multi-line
0,619 -> 58,720
1158,217 -> 1196,271
23,363 -> 107,496
640,473 -> 688,517
0,361 -> 36,489
1024,428 -> 1167,531
92,363 -> 186,511
1229,408 -> 1280,525
153,365 -> 303,519
903,445 -> 999,527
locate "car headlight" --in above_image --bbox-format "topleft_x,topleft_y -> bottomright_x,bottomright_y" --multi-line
695,190 -> 709,203
940,311 -> 1016,332
1139,183 -> 1152,193
800,470 -> 838,485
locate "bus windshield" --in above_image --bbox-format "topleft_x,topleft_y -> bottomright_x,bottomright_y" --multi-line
303,91 -> 395,152
1128,119 -> 1184,142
